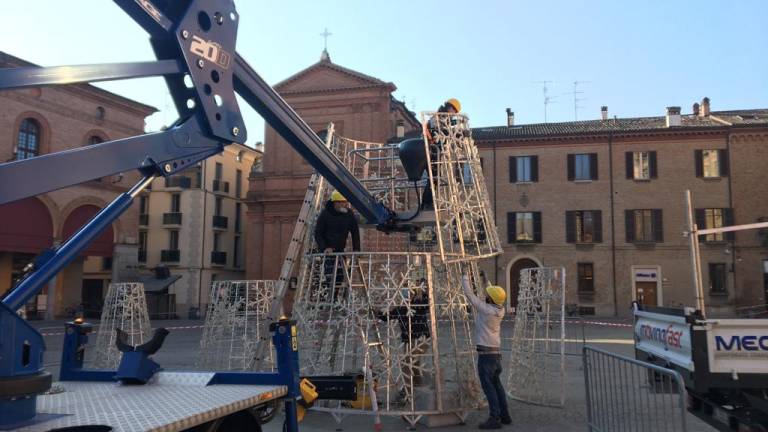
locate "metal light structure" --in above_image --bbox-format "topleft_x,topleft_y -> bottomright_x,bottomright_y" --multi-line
199,280 -> 276,371
92,282 -> 152,369
290,115 -> 501,427
505,266 -> 567,408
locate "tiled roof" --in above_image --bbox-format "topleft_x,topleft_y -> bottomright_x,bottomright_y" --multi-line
472,109 -> 768,141
274,56 -> 395,92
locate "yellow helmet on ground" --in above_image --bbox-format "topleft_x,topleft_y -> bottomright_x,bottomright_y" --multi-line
445,98 -> 462,112
485,285 -> 506,306
330,191 -> 347,202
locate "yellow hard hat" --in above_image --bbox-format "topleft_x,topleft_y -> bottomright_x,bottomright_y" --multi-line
330,191 -> 347,202
446,98 -> 462,112
485,285 -> 506,306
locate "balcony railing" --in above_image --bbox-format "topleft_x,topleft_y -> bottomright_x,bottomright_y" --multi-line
161,249 -> 180,263
165,176 -> 192,189
163,212 -> 182,225
139,214 -> 149,226
212,215 -> 228,230
212,179 -> 229,194
138,250 -> 147,263
211,251 -> 227,265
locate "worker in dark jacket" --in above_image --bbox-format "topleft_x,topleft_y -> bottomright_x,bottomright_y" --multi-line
314,191 -> 360,302
315,191 -> 361,253
422,98 -> 461,210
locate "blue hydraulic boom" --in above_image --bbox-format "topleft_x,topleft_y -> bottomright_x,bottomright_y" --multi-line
0,0 -> 409,428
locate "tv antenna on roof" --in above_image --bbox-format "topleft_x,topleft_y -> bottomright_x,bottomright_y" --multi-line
562,80 -> 591,121
533,81 -> 556,123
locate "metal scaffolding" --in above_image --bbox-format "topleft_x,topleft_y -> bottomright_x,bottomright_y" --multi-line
289,114 -> 500,427
198,280 -> 276,371
505,267 -> 567,407
92,282 -> 151,369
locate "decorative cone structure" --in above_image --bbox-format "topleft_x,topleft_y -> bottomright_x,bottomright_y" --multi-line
291,113 -> 502,427
92,282 -> 151,369
199,280 -> 276,371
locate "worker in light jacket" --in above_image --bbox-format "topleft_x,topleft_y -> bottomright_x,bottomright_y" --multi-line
461,272 -> 512,429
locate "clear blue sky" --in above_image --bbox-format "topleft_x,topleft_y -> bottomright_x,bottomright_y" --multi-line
4,1 -> 767,145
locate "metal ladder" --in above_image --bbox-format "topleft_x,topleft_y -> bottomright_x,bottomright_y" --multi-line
250,123 -> 336,370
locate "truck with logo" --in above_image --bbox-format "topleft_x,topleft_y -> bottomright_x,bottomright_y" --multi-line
634,191 -> 768,431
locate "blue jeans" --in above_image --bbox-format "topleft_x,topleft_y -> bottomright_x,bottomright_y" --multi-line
477,353 -> 510,419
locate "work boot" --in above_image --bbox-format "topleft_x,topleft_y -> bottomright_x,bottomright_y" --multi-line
500,415 -> 512,425
478,417 -> 502,430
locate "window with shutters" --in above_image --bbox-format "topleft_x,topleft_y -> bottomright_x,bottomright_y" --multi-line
626,151 -> 657,180
697,208 -> 735,242
577,263 -> 594,293
625,209 -> 663,243
567,210 -> 602,243
695,149 -> 728,178
509,155 -> 538,183
709,263 -> 727,294
568,153 -> 597,181
507,211 -> 542,243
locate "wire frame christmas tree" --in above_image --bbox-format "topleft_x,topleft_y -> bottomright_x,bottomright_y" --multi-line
505,266 -> 567,407
198,280 -> 276,371
92,282 -> 151,369
290,113 -> 500,427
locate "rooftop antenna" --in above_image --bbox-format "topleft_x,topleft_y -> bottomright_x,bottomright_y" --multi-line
562,80 -> 591,121
533,81 -> 556,123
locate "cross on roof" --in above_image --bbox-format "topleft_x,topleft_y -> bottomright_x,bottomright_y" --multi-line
320,28 -> 332,51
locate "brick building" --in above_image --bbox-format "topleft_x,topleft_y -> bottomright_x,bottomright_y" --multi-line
245,55 -> 768,317
0,52 -> 156,318
476,102 -> 768,317
245,51 -> 420,279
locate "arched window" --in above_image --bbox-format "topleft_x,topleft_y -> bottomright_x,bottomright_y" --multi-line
87,135 -> 104,146
16,118 -> 40,160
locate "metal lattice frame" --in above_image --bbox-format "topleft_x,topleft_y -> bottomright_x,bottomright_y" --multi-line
199,280 -> 276,371
286,119 -> 500,426
505,267 -> 567,407
421,112 -> 502,262
92,282 -> 151,369
292,253 -> 483,425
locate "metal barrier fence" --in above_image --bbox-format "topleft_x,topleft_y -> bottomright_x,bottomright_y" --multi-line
583,346 -> 688,432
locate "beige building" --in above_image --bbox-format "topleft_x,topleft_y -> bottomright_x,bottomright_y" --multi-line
139,143 -> 259,317
476,101 -> 768,317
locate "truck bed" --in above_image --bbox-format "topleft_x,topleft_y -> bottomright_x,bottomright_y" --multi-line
13,372 -> 286,432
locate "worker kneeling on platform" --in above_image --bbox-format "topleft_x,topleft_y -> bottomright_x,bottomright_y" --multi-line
314,191 -> 361,300
461,271 -> 512,429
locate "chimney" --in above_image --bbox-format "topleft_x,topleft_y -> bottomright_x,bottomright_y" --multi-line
600,106 -> 608,120
666,106 -> 681,127
506,108 -> 515,126
701,97 -> 711,116
396,120 -> 405,138
692,102 -> 700,116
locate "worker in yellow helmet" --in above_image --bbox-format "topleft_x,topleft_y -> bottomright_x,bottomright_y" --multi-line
461,271 -> 511,429
315,191 -> 360,253
314,191 -> 361,302
421,98 -> 462,210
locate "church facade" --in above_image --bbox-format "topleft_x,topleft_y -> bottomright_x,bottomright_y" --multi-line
245,52 -> 420,279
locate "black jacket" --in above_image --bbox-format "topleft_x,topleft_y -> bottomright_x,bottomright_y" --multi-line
378,293 -> 431,342
314,201 -> 361,252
